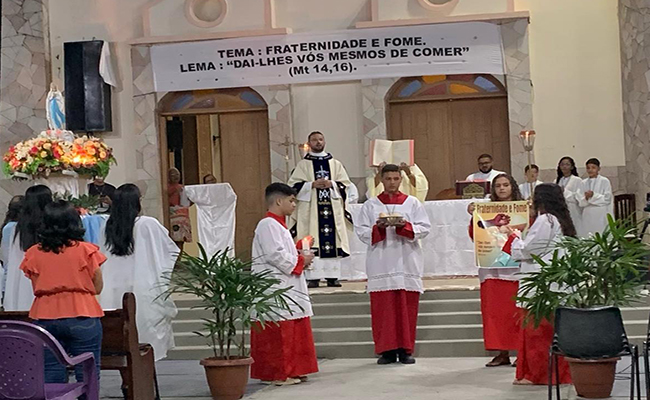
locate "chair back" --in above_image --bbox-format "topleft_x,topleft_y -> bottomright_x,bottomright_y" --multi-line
614,193 -> 637,226
554,307 -> 630,359
0,321 -> 68,400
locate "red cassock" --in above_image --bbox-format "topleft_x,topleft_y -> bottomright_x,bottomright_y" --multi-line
370,290 -> 420,354
480,279 -> 521,351
250,317 -> 319,382
516,315 -> 571,384
469,219 -> 521,351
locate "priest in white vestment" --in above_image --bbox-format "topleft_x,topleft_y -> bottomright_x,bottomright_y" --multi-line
466,154 -> 505,182
356,164 -> 431,365
366,162 -> 429,202
98,183 -> 179,361
577,158 -> 613,237
250,183 -> 318,386
288,131 -> 353,288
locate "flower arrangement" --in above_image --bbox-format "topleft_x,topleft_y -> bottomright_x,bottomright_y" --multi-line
2,131 -> 116,179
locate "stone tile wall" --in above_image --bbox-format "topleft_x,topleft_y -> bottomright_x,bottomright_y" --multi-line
619,0 -> 650,211
0,0 -> 49,210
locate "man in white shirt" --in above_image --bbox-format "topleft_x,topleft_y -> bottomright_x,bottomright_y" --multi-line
466,154 -> 505,182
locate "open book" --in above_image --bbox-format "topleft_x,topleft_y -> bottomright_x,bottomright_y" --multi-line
369,139 -> 415,167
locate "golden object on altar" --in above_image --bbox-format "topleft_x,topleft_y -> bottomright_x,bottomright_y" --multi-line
379,212 -> 403,226
455,181 -> 489,199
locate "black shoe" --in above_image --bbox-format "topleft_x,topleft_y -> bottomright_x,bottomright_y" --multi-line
326,279 -> 342,287
398,349 -> 416,364
307,280 -> 319,289
377,351 -> 397,365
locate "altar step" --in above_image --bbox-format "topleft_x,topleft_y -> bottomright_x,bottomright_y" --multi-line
166,289 -> 650,360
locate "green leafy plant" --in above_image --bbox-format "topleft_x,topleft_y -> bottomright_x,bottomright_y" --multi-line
517,215 -> 649,327
53,192 -> 100,213
161,245 -> 303,359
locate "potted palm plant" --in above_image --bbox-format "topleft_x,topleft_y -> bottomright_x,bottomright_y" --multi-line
517,215 -> 649,398
162,245 -> 299,400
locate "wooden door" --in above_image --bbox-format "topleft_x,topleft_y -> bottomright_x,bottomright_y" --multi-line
388,96 -> 510,200
219,111 -> 271,259
450,97 -> 510,180
389,101 -> 452,200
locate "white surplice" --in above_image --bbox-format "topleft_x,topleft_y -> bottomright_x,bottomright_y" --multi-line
578,175 -> 613,237
466,169 -> 505,183
355,194 -> 431,293
519,180 -> 544,200
558,175 -> 584,237
251,216 -> 312,321
98,216 -> 179,360
366,164 -> 429,202
1,223 -> 33,311
511,213 -> 564,299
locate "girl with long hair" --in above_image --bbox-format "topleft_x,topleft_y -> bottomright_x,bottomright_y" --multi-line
468,173 -> 523,367
15,185 -> 53,251
19,200 -> 105,384
99,183 -> 179,360
3,185 -> 53,311
555,157 -> 583,236
507,183 -> 575,385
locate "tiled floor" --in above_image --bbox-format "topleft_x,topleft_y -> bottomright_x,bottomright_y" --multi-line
100,357 -> 642,400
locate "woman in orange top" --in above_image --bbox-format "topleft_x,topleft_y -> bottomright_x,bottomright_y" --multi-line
20,200 -> 106,384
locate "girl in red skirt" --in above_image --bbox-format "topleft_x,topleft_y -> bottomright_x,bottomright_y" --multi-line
468,174 -> 523,367
506,183 -> 575,385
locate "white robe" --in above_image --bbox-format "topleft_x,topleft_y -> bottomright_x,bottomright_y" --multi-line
355,195 -> 431,293
251,217 -> 312,321
578,175 -> 613,237
559,175 -> 584,237
98,216 -> 179,360
511,213 -> 564,299
366,164 -> 429,202
519,180 -> 544,200
466,169 -> 505,182
1,223 -> 32,311
288,152 -> 352,280
184,183 -> 237,257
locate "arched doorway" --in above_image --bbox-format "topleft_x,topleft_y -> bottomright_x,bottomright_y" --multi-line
158,88 -> 271,259
387,74 -> 510,200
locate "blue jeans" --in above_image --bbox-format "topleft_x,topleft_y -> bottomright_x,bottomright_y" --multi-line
36,317 -> 102,384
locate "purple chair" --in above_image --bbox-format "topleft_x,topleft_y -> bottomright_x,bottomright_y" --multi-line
0,320 -> 99,400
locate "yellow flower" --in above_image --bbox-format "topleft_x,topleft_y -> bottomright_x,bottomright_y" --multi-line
40,151 -> 47,158
99,151 -> 107,159
43,142 -> 52,150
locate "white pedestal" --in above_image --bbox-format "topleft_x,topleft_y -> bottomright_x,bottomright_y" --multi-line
34,175 -> 89,197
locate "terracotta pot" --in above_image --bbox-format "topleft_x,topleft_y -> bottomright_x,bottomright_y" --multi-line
565,356 -> 619,399
200,357 -> 254,400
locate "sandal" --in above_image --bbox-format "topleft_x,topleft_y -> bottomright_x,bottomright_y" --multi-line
486,355 -> 511,367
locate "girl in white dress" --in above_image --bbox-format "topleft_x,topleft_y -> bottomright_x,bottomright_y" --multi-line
555,157 -> 583,237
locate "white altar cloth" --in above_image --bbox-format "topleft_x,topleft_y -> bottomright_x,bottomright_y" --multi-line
341,199 -> 478,280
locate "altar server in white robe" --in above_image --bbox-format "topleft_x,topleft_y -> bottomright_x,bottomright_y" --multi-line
578,158 -> 613,236
2,185 -> 52,311
466,154 -> 505,182
288,131 -> 353,288
99,183 -> 179,360
519,164 -> 544,200
555,156 -> 584,236
356,164 -> 431,365
250,183 -> 318,385
367,162 -> 429,202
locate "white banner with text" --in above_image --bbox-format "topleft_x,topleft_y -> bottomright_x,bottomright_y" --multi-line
150,22 -> 504,91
